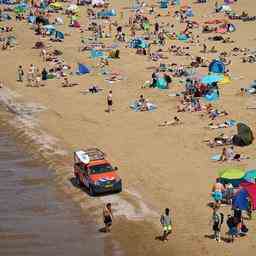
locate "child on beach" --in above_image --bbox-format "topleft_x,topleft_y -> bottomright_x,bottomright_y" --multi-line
103,203 -> 113,232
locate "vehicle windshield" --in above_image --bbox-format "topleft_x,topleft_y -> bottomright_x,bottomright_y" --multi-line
89,164 -> 114,174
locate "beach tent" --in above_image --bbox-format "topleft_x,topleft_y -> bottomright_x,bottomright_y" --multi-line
44,24 -> 56,35
232,188 -> 249,210
129,38 -> 148,49
219,167 -> 245,187
97,9 -> 117,18
160,0 -> 169,9
28,15 -> 36,24
90,49 -> 104,59
241,182 -> 256,210
76,64 -> 90,75
156,77 -> 168,89
67,4 -> 80,13
227,23 -> 236,32
244,169 -> 256,183
209,60 -> 225,73
177,34 -> 189,42
232,123 -> 254,147
55,31 -> 65,40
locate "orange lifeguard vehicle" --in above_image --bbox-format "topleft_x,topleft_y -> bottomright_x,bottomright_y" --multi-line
73,148 -> 122,196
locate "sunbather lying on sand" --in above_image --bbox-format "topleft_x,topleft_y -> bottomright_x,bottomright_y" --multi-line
208,109 -> 228,120
62,77 -> 78,87
204,134 -> 232,148
159,116 -> 182,127
208,120 -> 236,129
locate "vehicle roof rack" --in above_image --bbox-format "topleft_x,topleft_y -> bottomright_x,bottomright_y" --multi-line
84,148 -> 105,161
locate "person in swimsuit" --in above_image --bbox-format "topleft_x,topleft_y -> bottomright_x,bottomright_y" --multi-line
160,208 -> 172,241
107,90 -> 113,112
103,203 -> 113,232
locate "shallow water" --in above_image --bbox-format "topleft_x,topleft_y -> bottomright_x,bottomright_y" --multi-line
0,129 -> 104,256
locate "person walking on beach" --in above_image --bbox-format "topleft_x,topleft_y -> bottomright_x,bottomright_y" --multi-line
106,90 -> 113,112
211,205 -> 224,242
160,208 -> 172,241
17,65 -> 24,82
103,203 -> 113,232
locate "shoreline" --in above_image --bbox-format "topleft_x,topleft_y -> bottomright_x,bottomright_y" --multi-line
0,87 -> 169,256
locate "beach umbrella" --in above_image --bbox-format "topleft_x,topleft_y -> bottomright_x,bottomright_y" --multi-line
201,74 -> 223,85
219,167 -> 245,187
244,169 -> 256,183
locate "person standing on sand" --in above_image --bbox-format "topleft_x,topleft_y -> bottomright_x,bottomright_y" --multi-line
211,205 -> 224,242
17,65 -> 24,82
160,208 -> 172,241
103,203 -> 113,232
107,90 -> 113,112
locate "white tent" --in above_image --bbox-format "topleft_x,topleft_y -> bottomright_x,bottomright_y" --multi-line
92,0 -> 104,7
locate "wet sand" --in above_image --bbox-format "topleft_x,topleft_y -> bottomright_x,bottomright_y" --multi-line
0,125 -> 107,256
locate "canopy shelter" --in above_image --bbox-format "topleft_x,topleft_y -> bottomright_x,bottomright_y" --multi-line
232,123 -> 254,147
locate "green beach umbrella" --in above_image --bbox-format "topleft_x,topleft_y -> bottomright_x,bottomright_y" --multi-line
219,167 -> 245,187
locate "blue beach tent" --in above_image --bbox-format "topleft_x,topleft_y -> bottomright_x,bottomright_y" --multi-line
76,64 -> 90,75
209,60 -> 225,73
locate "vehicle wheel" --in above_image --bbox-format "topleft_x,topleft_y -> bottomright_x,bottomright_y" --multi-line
89,185 -> 95,196
75,175 -> 81,187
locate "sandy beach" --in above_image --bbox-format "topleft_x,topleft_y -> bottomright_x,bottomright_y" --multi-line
1,0 -> 256,255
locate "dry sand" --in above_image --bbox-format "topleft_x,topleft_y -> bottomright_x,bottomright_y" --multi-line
1,0 -> 256,255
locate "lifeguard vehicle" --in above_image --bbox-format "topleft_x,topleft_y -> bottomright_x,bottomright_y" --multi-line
73,148 -> 122,196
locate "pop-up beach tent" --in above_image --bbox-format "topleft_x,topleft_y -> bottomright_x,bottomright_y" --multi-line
232,123 -> 254,147
76,63 -> 90,75
209,60 -> 225,73
129,38 -> 148,49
